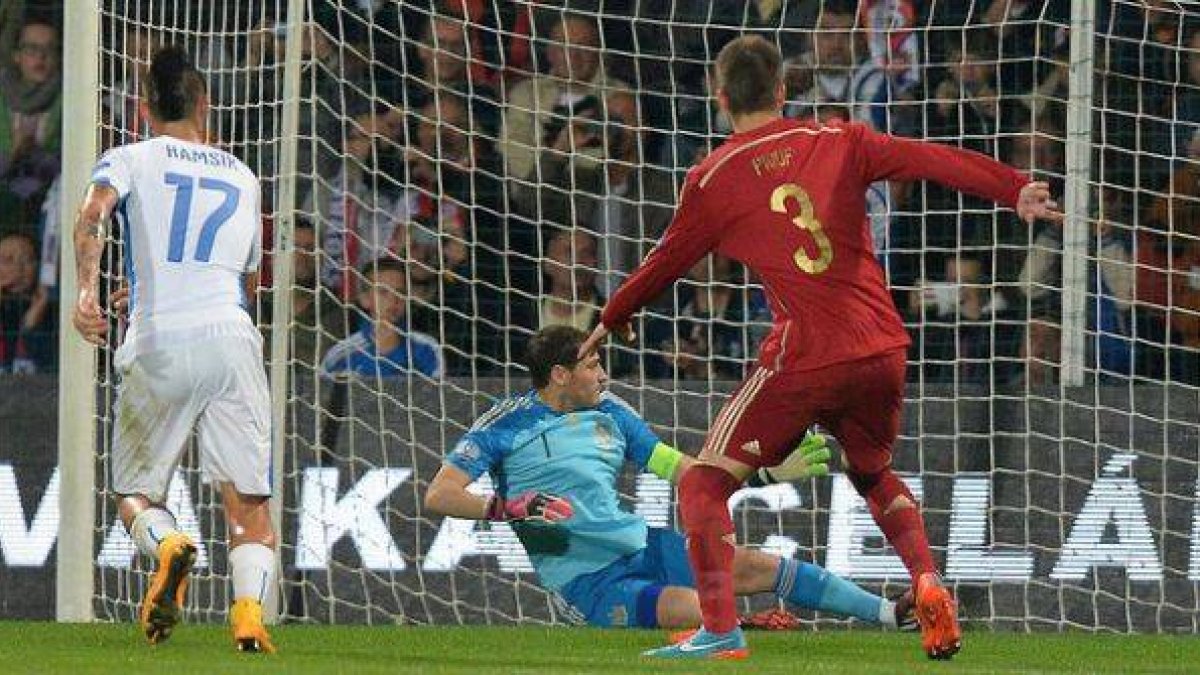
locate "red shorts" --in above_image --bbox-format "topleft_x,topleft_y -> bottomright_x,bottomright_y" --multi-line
702,349 -> 905,476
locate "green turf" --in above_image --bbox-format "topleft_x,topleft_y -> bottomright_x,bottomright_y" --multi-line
1,622 -> 1195,674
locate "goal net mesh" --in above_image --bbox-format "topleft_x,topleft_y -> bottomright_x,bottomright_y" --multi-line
87,0 -> 1199,631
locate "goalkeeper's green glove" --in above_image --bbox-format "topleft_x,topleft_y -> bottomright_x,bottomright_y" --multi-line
745,431 -> 831,487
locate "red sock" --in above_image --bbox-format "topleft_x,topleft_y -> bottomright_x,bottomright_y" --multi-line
861,469 -> 937,584
678,465 -> 743,634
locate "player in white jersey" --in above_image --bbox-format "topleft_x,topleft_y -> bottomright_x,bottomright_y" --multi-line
72,46 -> 276,653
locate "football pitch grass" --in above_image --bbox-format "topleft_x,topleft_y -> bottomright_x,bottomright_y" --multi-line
1,622 -> 1194,674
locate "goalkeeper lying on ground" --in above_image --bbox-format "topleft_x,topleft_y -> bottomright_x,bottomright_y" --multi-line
425,325 -> 912,630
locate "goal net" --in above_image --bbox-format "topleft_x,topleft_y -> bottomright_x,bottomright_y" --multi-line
78,0 -> 1200,632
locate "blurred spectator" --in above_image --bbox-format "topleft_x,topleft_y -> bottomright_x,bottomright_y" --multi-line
1140,153 -> 1200,380
1017,31 -> 1070,126
320,259 -> 444,380
310,0 -> 404,106
1170,237 -> 1200,384
980,0 -> 1070,106
906,255 -> 992,383
0,17 -> 60,232
630,2 -> 816,167
513,88 -> 634,222
983,120 -> 1066,281
398,95 -> 488,228
786,6 -> 857,116
397,1 -> 554,85
1091,214 -> 1136,379
587,92 -> 677,297
784,3 -> 912,134
406,13 -> 499,136
1006,120 -> 1065,189
499,13 -> 630,196
538,228 -> 603,333
929,32 -> 1002,151
259,217 -> 346,368
35,174 -> 59,301
305,105 -> 405,298
516,87 -> 668,297
647,255 -> 749,381
101,22 -> 157,143
1018,190 -> 1134,384
858,0 -> 920,97
392,93 -> 505,373
235,18 -> 355,208
0,231 -> 51,373
395,208 -> 494,375
1168,31 -> 1200,160
655,65 -> 726,176
1017,222 -> 1062,387
922,31 -> 1007,259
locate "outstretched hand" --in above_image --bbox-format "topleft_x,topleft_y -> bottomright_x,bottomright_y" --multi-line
747,430 -> 832,487
1016,181 -> 1063,225
767,431 -> 832,482
578,322 -> 636,360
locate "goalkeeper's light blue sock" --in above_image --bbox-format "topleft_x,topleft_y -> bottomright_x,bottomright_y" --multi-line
773,558 -> 884,624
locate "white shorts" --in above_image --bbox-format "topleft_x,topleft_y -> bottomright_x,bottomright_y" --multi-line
112,328 -> 270,503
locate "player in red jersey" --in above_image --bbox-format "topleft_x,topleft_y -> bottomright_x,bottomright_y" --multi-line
580,36 -> 1062,660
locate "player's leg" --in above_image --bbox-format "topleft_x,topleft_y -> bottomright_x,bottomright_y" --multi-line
730,547 -> 904,627
221,484 -> 278,654
111,348 -> 203,645
554,546 -> 683,629
825,349 -> 960,659
643,467 -> 747,657
645,367 -> 813,659
122,495 -> 198,646
198,334 -> 277,653
633,528 -> 702,629
644,527 -> 904,630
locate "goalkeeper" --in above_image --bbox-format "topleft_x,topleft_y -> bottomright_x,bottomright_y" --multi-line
425,325 -> 911,630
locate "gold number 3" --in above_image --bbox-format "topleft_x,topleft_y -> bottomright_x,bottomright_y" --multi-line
769,183 -> 833,275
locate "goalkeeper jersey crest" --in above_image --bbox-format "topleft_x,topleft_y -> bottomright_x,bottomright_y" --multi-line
446,390 -> 660,590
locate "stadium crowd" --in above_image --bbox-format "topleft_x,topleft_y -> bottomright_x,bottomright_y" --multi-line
2,0 -> 1198,386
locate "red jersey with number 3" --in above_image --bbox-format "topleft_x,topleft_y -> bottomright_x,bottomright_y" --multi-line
601,118 -> 1030,373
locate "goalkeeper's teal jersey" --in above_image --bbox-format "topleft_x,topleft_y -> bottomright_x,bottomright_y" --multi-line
445,390 -> 660,591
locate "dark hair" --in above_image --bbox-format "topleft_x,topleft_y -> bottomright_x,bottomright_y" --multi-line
144,45 -> 207,122
363,257 -> 408,285
524,325 -> 588,388
715,35 -> 783,116
293,215 -> 315,234
0,230 -> 37,251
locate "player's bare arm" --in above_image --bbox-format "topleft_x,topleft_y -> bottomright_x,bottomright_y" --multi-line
425,464 -> 495,520
425,463 -> 573,522
72,183 -> 118,346
578,321 -> 635,360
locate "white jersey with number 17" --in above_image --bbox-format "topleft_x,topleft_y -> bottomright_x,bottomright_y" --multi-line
90,136 -> 262,353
